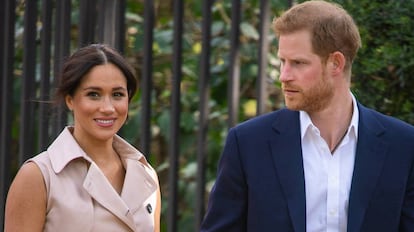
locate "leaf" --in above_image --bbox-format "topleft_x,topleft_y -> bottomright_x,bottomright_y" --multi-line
240,22 -> 259,40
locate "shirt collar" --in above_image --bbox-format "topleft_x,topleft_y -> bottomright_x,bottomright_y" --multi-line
300,92 -> 359,140
47,126 -> 148,173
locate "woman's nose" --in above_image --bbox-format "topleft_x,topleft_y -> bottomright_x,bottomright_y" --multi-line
100,97 -> 115,113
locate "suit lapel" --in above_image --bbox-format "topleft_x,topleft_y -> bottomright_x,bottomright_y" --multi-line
347,104 -> 388,232
269,110 -> 306,232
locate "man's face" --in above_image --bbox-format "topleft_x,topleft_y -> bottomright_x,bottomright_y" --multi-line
277,30 -> 334,113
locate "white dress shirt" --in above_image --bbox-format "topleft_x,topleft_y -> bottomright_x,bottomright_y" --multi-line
301,93 -> 359,232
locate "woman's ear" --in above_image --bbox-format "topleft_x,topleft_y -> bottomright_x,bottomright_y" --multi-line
65,95 -> 73,111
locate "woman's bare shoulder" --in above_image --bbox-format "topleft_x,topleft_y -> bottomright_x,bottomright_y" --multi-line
4,162 -> 47,232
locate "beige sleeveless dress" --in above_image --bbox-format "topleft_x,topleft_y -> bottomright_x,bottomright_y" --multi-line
28,127 -> 159,232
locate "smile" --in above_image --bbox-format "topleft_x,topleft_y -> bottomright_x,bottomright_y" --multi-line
95,119 -> 115,126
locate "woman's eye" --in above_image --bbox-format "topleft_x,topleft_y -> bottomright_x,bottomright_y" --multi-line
113,92 -> 126,98
87,92 -> 100,99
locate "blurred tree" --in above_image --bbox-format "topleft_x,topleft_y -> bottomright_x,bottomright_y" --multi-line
338,0 -> 414,123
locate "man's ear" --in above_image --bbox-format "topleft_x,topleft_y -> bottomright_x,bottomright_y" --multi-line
330,51 -> 346,75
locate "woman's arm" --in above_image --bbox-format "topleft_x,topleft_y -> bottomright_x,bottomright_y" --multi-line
5,162 -> 47,232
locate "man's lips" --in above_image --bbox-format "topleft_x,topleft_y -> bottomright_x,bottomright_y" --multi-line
283,88 -> 299,94
283,88 -> 299,92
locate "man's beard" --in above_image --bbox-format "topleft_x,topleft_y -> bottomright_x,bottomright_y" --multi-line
283,72 -> 334,113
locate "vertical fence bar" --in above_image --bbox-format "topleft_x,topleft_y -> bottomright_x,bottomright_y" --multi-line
228,0 -> 241,128
140,0 -> 154,157
38,0 -> 53,151
52,0 -> 71,138
0,0 -> 16,228
99,0 -> 126,52
19,0 -> 38,163
195,0 -> 213,229
98,1 -> 107,43
167,0 -> 184,230
99,0 -> 114,46
0,0 -> 4,99
115,0 -> 126,53
79,0 -> 97,46
256,0 -> 270,115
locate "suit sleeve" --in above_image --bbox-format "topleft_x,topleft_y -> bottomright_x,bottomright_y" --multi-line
400,153 -> 414,230
200,128 -> 247,232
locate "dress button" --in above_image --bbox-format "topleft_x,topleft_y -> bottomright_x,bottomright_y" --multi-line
146,204 -> 152,214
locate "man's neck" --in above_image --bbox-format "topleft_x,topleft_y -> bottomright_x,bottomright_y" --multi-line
309,92 -> 353,153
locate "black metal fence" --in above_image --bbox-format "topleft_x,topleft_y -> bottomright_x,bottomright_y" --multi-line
0,0 -> 291,231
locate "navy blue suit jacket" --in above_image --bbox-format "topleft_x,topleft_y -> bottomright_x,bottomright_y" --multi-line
201,103 -> 414,231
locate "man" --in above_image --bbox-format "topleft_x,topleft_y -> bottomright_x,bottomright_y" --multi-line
200,1 -> 414,231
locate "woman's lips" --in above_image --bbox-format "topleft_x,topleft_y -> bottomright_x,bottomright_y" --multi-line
95,119 -> 115,127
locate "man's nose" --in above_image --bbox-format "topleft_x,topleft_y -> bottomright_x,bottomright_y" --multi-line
279,63 -> 292,82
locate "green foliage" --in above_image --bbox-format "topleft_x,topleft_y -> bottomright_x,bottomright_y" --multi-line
124,0 -> 289,231
334,0 -> 414,123
126,0 -> 414,231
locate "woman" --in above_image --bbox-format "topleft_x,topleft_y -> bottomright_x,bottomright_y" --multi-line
5,44 -> 161,232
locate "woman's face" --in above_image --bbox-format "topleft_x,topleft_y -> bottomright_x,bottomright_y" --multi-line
65,63 -> 129,144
